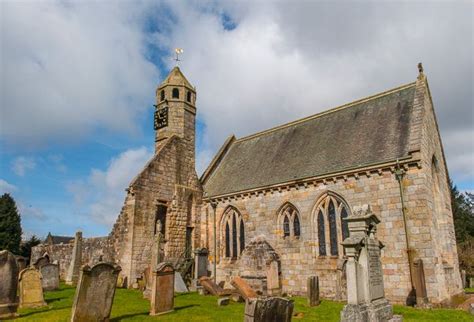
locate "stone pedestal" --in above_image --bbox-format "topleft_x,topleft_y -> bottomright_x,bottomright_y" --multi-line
340,205 -> 393,322
307,276 -> 320,307
0,250 -> 19,319
66,231 -> 82,286
150,262 -> 174,316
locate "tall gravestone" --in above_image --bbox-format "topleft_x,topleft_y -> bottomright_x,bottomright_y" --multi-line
244,297 -> 294,322
413,259 -> 428,305
266,260 -> 280,296
0,250 -> 19,319
19,267 -> 47,308
460,270 -> 466,289
150,262 -> 175,316
340,205 -> 394,322
66,231 -> 82,286
70,262 -> 121,322
145,221 -> 165,299
40,263 -> 60,291
307,276 -> 320,307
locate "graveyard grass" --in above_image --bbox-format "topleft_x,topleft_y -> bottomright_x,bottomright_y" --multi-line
15,284 -> 472,322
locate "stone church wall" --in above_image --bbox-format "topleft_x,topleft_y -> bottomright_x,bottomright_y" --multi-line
31,236 -> 112,280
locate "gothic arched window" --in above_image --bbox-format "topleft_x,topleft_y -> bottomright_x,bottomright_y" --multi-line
221,207 -> 245,258
317,210 -> 326,256
314,193 -> 351,257
278,203 -> 301,239
172,88 -> 179,99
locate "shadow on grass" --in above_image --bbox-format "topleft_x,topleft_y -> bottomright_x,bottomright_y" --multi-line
175,304 -> 199,311
110,311 -> 149,321
19,306 -> 68,318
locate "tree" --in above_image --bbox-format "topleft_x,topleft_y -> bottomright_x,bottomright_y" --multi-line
0,193 -> 22,254
450,181 -> 474,243
20,235 -> 41,260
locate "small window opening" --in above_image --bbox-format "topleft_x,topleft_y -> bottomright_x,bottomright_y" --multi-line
283,215 -> 290,237
172,88 -> 179,99
187,91 -> 192,102
160,90 -> 165,101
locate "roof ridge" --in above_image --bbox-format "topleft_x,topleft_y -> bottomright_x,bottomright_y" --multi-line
235,81 -> 417,143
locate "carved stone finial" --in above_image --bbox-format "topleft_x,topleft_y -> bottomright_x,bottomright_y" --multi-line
417,62 -> 425,80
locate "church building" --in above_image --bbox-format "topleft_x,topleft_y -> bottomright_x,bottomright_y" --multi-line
32,64 -> 463,306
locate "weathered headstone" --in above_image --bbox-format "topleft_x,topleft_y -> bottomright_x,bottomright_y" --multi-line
70,262 -> 121,322
150,262 -> 175,316
19,267 -> 47,308
266,260 -> 280,296
460,270 -> 466,289
231,276 -> 258,300
199,276 -> 223,295
0,250 -> 19,319
143,266 -> 152,299
244,297 -> 294,322
40,263 -> 60,291
175,272 -> 188,292
469,277 -> 474,288
15,255 -> 27,272
413,259 -> 428,305
340,205 -> 394,322
218,297 -> 230,306
194,248 -> 209,280
66,231 -> 82,285
33,255 -> 50,269
307,276 -> 320,306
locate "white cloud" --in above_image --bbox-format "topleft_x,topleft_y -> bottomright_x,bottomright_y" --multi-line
0,179 -> 18,194
67,147 -> 152,226
18,203 -> 48,221
1,1 -> 159,146
153,1 -> 473,183
11,156 -> 36,176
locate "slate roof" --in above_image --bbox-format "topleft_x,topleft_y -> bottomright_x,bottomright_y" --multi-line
45,233 -> 74,245
203,82 -> 417,197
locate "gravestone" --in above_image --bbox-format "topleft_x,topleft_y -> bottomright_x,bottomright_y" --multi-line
192,248 -> 209,291
199,276 -> 223,295
460,270 -> 466,289
231,276 -> 258,300
340,205 -> 394,322
66,231 -> 82,285
0,250 -> 19,319
150,262 -> 175,316
469,277 -> 474,288
266,260 -> 280,296
19,267 -> 47,308
70,262 -> 121,322
244,297 -> 294,322
143,266 -> 152,299
413,259 -> 428,305
307,276 -> 320,306
15,255 -> 27,272
33,255 -> 50,269
40,263 -> 59,291
175,272 -> 188,292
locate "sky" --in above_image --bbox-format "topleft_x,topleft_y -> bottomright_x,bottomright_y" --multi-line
1,1 -> 473,239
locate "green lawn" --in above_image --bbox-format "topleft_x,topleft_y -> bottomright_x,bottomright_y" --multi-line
465,288 -> 474,293
15,284 -> 473,321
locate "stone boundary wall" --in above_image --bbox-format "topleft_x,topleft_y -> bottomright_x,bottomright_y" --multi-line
31,236 -> 113,280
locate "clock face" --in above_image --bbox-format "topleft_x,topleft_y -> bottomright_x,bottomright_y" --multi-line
154,106 -> 168,130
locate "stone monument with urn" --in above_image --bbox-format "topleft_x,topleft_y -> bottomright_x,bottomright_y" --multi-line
340,205 -> 395,322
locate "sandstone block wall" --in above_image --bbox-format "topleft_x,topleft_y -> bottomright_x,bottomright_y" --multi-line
31,236 -> 112,280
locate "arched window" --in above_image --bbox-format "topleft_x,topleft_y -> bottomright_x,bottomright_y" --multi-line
221,207 -> 245,258
328,200 -> 338,256
187,91 -> 192,102
283,216 -> 290,237
239,219 -> 245,254
317,210 -> 326,256
314,193 -> 351,257
278,203 -> 301,239
172,88 -> 179,99
160,90 -> 165,101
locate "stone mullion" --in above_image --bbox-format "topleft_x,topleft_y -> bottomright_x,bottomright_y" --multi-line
324,200 -> 330,257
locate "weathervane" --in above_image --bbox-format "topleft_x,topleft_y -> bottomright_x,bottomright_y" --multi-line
174,48 -> 184,66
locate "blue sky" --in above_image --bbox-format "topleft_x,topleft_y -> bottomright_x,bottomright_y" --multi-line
1,1 -> 472,239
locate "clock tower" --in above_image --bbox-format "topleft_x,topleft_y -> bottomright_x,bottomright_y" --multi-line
154,66 -> 196,158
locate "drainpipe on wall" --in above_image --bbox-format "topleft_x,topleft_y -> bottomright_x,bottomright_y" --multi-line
395,161 -> 416,306
210,201 -> 217,284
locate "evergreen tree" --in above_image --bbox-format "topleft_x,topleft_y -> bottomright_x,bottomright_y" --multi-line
450,181 -> 474,243
0,193 -> 22,254
20,235 -> 41,260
